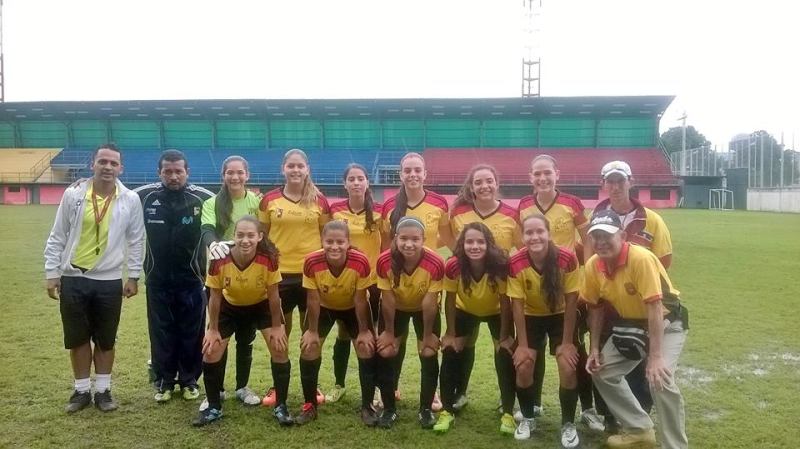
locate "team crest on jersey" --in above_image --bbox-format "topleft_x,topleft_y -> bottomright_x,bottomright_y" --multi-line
526,280 -> 533,290
224,277 -> 231,288
624,282 -> 637,295
425,212 -> 438,228
276,208 -> 284,218
256,275 -> 265,288
322,285 -> 329,293
194,206 -> 201,216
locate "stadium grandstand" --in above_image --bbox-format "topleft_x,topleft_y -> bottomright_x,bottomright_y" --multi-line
0,96 -> 677,207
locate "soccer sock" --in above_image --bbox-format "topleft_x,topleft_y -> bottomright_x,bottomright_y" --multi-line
219,348 -> 228,393
494,349 -> 516,415
202,360 -> 225,410
332,337 -> 351,387
271,359 -> 291,406
532,350 -> 546,407
517,384 -> 536,419
576,345 -> 594,411
94,374 -> 111,393
439,347 -> 461,413
559,386 -> 579,425
376,354 -> 396,412
357,356 -> 377,409
419,354 -> 439,411
392,340 -> 407,391
300,357 -> 322,405
74,377 -> 91,393
457,346 -> 475,396
235,334 -> 254,390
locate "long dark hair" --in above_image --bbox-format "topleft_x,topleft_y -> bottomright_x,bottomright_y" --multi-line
343,163 -> 377,234
215,155 -> 249,237
522,213 -> 562,313
234,215 -> 279,266
452,164 -> 499,211
390,216 -> 425,288
389,152 -> 425,236
453,222 -> 508,295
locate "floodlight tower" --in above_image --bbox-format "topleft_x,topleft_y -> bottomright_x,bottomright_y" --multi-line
521,0 -> 542,98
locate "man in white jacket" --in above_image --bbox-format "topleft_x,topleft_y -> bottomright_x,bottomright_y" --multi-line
44,143 -> 145,413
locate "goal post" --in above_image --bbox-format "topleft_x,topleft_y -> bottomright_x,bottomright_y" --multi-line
709,189 -> 734,210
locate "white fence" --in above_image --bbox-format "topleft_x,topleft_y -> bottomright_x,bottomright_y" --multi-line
747,188 -> 800,213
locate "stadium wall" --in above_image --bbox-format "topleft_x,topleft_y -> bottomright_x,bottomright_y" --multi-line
747,188 -> 800,213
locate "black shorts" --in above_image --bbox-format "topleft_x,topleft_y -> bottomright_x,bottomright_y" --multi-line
380,309 -> 441,341
524,314 -> 576,356
59,276 -> 123,350
454,308 -> 501,340
367,284 -> 381,322
279,274 -> 306,314
318,307 -> 361,340
219,298 -> 274,340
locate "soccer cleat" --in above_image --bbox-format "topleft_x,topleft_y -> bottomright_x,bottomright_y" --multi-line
514,418 -> 535,440
580,407 -> 605,432
499,413 -> 516,435
431,393 -> 442,412
261,387 -> 277,407
325,384 -> 346,403
65,390 -> 92,414
561,422 -> 580,448
372,388 -> 383,410
235,387 -> 260,406
361,405 -> 379,427
154,388 -> 172,403
433,410 -> 455,433
418,408 -> 436,429
273,404 -> 294,426
452,394 -> 468,412
295,402 -> 318,425
316,386 -> 326,405
182,385 -> 200,401
199,391 -> 226,412
606,429 -> 657,448
377,410 -> 399,429
93,390 -> 118,412
192,407 -> 223,427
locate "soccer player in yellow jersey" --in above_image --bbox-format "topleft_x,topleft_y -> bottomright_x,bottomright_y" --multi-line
375,217 -> 445,429
326,164 -> 383,403
582,210 -> 688,449
447,164 -> 522,413
296,221 -> 378,426
192,216 -> 287,427
508,214 -> 581,447
434,222 -> 516,435
259,149 -> 330,407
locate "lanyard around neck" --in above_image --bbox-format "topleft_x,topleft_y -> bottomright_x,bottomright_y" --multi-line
91,189 -> 114,255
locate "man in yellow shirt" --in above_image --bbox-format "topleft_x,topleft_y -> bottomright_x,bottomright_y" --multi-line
582,210 -> 688,449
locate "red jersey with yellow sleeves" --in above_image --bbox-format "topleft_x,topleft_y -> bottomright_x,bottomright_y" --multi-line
302,248 -> 374,311
376,247 -> 445,313
329,200 -> 383,269
450,201 -> 521,253
507,247 -> 580,316
258,187 -> 330,274
381,190 -> 449,247
444,257 -> 507,317
581,242 -> 680,320
206,254 -> 282,306
517,191 -> 587,252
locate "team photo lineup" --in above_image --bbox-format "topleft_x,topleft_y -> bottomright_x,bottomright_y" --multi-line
43,144 -> 689,449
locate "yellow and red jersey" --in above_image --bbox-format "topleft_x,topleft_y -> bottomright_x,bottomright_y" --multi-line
376,247 -> 444,312
450,201 -> 521,254
329,199 -> 383,269
206,254 -> 282,306
507,247 -> 580,316
302,248 -> 374,311
517,191 -> 587,252
443,256 -> 507,317
381,190 -> 449,248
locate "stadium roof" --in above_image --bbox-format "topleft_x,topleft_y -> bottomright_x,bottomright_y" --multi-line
0,96 -> 674,121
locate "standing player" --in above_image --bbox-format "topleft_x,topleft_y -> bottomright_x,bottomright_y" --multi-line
508,214 -> 581,448
44,143 -> 145,413
448,164 -> 521,412
296,221 -> 377,425
199,155 -> 263,409
192,216 -> 287,427
583,210 -> 688,449
325,164 -> 383,403
135,150 -> 213,402
259,148 -> 330,408
434,222 -> 515,435
375,217 -> 445,429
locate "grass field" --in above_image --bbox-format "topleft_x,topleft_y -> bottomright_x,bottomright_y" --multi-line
1,206 -> 798,448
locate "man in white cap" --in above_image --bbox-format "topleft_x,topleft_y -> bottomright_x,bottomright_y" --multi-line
582,210 -> 688,449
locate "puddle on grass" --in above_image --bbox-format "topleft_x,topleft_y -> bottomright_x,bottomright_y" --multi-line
676,366 -> 715,388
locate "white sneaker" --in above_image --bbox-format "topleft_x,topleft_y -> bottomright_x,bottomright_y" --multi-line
581,407 -> 605,432
513,404 -> 523,422
533,405 -> 544,417
514,418 -> 535,440
453,394 -> 469,412
199,391 -> 227,411
235,387 -> 261,406
560,422 -> 580,448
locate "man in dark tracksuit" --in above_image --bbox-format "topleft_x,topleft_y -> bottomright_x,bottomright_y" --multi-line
135,150 -> 214,401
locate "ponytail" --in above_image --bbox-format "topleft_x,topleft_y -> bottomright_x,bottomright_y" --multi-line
235,215 -> 280,267
452,164 -> 499,211
523,214 -> 562,313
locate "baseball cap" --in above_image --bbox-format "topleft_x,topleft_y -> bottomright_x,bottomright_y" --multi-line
587,209 -> 623,234
601,160 -> 632,179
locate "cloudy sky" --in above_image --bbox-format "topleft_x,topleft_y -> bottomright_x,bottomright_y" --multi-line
4,0 -> 797,148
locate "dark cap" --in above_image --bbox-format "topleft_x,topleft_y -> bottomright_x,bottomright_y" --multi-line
588,209 -> 623,234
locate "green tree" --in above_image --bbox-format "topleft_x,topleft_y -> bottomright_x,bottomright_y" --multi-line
660,126 -> 711,153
